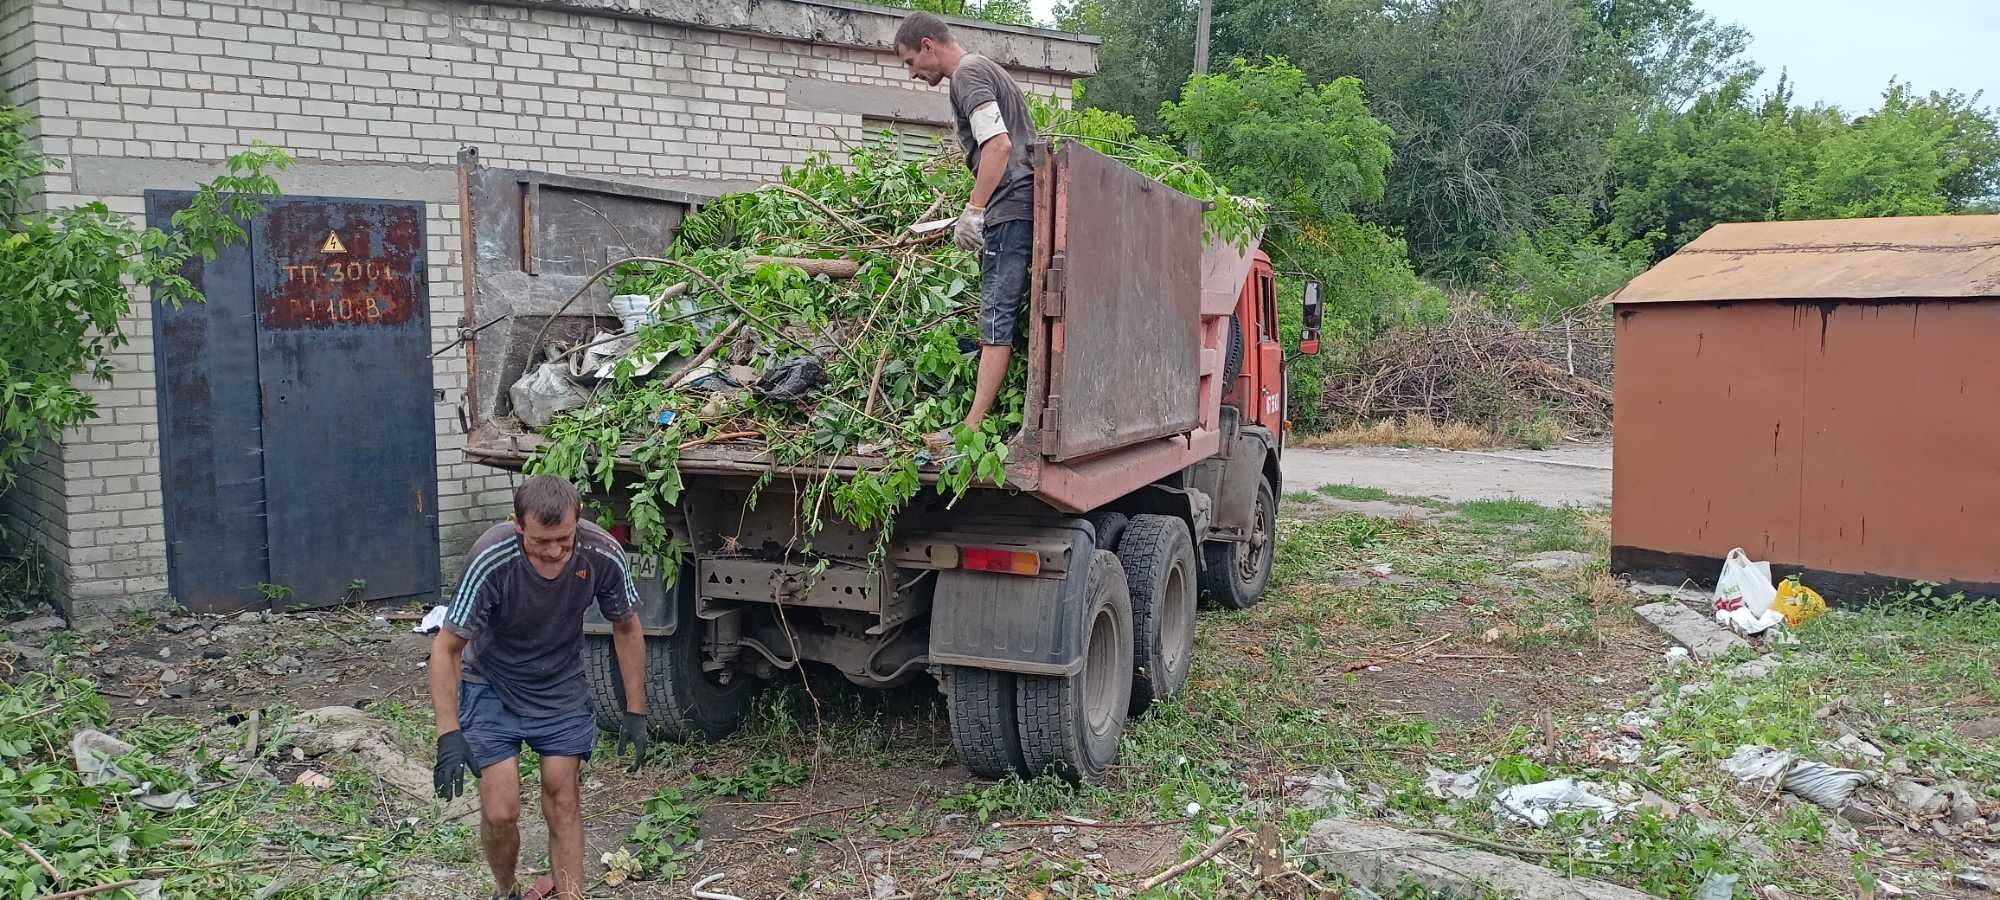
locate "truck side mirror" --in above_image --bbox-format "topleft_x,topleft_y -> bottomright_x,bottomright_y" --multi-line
1300,280 -> 1323,356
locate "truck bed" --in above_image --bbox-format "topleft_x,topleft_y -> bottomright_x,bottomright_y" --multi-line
457,144 -> 1262,512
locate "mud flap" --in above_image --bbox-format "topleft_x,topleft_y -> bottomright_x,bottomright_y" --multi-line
927,522 -> 1096,676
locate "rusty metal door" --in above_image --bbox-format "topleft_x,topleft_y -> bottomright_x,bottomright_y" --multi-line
252,198 -> 437,608
1041,142 -> 1204,462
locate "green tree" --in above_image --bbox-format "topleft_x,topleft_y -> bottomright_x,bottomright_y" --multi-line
1161,58 -> 1393,225
1605,74 -> 1799,257
0,105 -> 289,490
873,0 -> 1037,26
1781,83 -> 2000,220
1054,0 -> 1195,132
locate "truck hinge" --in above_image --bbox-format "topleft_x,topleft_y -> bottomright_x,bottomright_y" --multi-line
1042,253 -> 1065,318
1041,395 -> 1060,439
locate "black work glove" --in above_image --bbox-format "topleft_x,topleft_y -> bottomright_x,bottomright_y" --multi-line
616,711 -> 650,772
434,730 -> 476,800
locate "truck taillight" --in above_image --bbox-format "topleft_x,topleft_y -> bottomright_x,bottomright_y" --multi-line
605,522 -> 632,547
960,547 -> 1042,576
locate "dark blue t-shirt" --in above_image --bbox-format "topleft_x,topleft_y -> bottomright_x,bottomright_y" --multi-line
443,519 -> 635,718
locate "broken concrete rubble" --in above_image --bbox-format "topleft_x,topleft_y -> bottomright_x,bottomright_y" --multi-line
1633,601 -> 1752,660
288,705 -> 478,821
1305,818 -> 1655,900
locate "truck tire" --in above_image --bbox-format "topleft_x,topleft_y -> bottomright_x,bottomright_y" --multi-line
1199,477 -> 1275,610
947,667 -> 1029,779
585,582 -> 755,742
1118,514 -> 1197,715
1083,511 -> 1129,551
1017,550 -> 1134,782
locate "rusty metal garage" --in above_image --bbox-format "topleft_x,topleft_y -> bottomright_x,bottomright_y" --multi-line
1609,215 -> 2000,599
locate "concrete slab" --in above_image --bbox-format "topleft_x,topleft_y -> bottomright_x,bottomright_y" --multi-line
1305,819 -> 1655,900
1633,601 -> 1751,661
1282,444 -> 1610,508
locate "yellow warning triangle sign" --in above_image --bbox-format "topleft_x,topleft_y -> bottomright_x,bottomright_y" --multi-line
321,231 -> 347,254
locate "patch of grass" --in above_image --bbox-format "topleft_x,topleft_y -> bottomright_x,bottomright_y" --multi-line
1298,417 -> 1497,450
1314,483 -> 1391,502
1453,498 -> 1599,555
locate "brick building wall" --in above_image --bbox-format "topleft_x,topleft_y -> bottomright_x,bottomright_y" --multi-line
0,0 -> 1096,618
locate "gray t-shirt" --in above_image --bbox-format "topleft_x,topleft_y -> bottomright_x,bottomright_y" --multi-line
950,53 -> 1038,226
443,519 -> 636,718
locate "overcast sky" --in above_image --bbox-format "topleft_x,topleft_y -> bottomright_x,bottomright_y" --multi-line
1023,0 -> 2000,114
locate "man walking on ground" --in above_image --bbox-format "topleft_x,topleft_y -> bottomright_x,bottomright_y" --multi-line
430,475 -> 651,900
894,12 -> 1040,452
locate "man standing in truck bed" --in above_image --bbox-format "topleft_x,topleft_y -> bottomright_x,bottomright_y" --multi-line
894,12 -> 1040,453
429,475 -> 651,900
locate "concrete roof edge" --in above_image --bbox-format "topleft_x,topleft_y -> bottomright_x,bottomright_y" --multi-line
490,0 -> 1101,75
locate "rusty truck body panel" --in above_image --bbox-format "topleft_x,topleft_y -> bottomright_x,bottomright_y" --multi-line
1610,215 -> 2000,599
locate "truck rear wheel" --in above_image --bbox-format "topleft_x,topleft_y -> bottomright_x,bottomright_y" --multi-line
1200,478 -> 1275,610
947,668 -> 1029,779
1017,550 -> 1134,782
585,585 -> 755,742
1118,514 -> 1197,714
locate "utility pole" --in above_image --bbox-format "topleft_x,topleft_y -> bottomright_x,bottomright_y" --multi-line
1193,0 -> 1213,75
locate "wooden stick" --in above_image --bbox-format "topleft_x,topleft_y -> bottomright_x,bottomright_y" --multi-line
996,817 -> 1190,830
0,824 -> 59,882
38,881 -> 138,900
678,431 -> 759,451
1334,632 -> 1452,674
743,256 -> 861,279
658,318 -> 745,393
1136,827 -> 1249,892
742,800 -> 878,833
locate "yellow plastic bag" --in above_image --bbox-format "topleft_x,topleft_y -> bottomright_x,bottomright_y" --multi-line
1773,576 -> 1827,626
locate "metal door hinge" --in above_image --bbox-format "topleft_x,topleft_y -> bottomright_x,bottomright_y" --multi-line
1041,254 -> 1065,318
1041,396 -> 1060,439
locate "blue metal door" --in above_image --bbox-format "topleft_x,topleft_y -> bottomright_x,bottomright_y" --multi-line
252,198 -> 438,609
149,194 -> 438,611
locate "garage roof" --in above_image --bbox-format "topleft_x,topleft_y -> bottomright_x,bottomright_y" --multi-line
1612,215 -> 2000,304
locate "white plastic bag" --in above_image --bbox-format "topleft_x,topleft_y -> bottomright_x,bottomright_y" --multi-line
1713,548 -> 1776,617
509,363 -> 590,428
1719,744 -> 1872,809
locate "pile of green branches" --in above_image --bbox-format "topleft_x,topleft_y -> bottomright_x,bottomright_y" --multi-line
525,101 -> 1259,562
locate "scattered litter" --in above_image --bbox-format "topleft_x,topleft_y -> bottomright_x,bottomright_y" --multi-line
510,362 -> 591,428
1664,646 -> 1690,664
1945,781 -> 1980,824
1185,802 -> 1203,816
871,874 -> 899,900
752,356 -> 826,402
1719,745 -> 1872,809
73,729 -> 139,786
1953,872 -> 1993,892
1287,768 -> 1352,809
1713,548 -> 1776,616
1716,606 -> 1787,637
608,294 -> 658,332
1492,779 -> 1619,827
414,605 -> 449,635
1424,766 -> 1482,801
1695,872 -> 1740,900
1772,576 -> 1826,626
288,706 -> 477,818
951,847 -> 985,862
1826,734 -> 1884,762
1368,563 -> 1395,578
691,872 -> 745,900
202,648 -> 227,660
294,770 -> 334,792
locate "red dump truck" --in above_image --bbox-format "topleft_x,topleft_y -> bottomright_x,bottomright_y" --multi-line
454,143 -> 1322,780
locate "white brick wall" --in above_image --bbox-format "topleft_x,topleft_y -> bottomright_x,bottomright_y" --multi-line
6,0 -> 1084,617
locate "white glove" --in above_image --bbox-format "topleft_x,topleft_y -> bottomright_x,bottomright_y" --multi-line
954,205 -> 986,253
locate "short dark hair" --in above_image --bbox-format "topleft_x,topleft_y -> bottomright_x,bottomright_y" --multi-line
894,12 -> 954,52
514,475 -> 581,527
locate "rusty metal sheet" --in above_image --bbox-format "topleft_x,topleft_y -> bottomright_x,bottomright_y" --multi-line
1612,300 -> 2000,593
253,197 -> 438,608
1042,141 -> 1204,462
1614,215 -> 2000,304
459,152 -> 707,428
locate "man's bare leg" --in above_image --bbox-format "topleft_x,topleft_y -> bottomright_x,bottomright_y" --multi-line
964,344 -> 1012,431
477,757 -> 523,896
540,756 -> 585,900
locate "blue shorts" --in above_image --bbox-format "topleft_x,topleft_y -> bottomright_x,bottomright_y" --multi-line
459,680 -> 597,771
978,218 -> 1033,347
